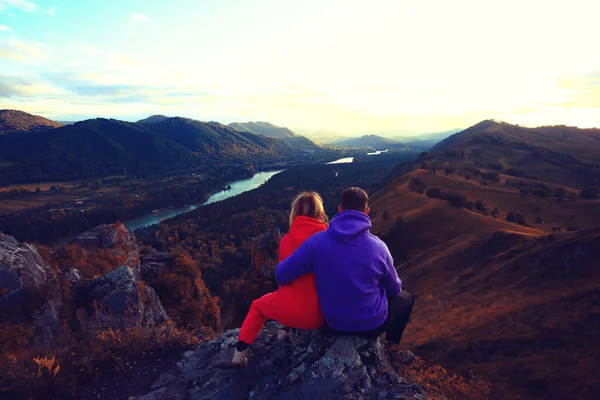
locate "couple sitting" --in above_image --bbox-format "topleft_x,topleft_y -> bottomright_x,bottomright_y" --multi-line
233,187 -> 414,366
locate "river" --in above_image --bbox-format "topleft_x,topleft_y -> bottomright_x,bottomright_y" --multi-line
124,170 -> 284,230
124,152 -> 381,230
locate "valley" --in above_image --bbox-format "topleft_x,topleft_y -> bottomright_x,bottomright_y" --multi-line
1,112 -> 600,400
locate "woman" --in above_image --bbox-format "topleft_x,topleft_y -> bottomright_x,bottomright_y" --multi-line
232,191 -> 328,366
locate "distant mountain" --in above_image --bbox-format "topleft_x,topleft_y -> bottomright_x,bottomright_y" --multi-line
137,115 -> 170,124
229,121 -> 317,148
0,109 -> 62,134
331,134 -> 407,149
150,117 -> 294,158
0,114 -> 300,185
391,128 -> 462,144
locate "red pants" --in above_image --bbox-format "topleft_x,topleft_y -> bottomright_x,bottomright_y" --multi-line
238,274 -> 325,345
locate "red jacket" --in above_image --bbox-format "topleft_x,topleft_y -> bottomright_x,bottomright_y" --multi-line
238,216 -> 327,345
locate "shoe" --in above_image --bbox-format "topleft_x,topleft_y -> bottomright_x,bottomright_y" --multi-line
232,348 -> 248,368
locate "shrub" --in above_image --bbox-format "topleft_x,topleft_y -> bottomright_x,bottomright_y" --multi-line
408,176 -> 428,194
491,208 -> 499,218
481,172 -> 500,182
580,187 -> 599,199
506,211 -> 527,226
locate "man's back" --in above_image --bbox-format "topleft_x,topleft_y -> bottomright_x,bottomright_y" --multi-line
276,210 -> 402,331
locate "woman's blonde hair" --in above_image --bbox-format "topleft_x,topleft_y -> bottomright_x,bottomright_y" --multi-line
289,191 -> 328,227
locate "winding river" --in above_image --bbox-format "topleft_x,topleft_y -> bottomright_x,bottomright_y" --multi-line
124,170 -> 283,230
124,152 -> 377,231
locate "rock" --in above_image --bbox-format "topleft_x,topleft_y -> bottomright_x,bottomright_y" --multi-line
137,322 -> 422,400
141,248 -> 174,282
0,234 -> 51,293
80,265 -> 169,330
70,223 -> 140,278
0,233 -> 62,346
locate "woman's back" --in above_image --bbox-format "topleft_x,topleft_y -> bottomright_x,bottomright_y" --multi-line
279,216 -> 327,261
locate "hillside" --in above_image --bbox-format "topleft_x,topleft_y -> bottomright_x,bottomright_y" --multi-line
396,228 -> 600,399
0,115 -> 299,185
0,109 -> 62,134
428,120 -> 600,188
370,170 -> 546,263
228,121 -> 317,148
370,121 -> 600,399
332,134 -> 407,149
137,114 -> 170,124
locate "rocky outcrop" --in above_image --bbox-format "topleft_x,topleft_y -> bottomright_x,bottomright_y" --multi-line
0,232 -> 61,346
71,222 -> 140,277
138,322 -> 423,400
80,265 -> 169,330
0,233 -> 52,293
70,225 -> 171,330
141,248 -> 174,282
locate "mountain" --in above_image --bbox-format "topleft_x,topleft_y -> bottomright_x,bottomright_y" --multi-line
150,117 -> 294,158
137,114 -> 170,124
0,115 -> 298,185
331,134 -> 407,149
368,119 -> 600,399
0,109 -> 62,134
390,129 -> 463,150
228,121 -> 317,148
428,120 -> 600,188
228,121 -> 296,139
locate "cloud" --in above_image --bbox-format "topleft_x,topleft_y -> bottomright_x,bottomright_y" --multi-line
0,25 -> 13,32
129,12 -> 151,28
0,37 -> 49,60
0,0 -> 38,12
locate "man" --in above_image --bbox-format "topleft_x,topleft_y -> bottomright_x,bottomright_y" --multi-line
275,187 -> 414,344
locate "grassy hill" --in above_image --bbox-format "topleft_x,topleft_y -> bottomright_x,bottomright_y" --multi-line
429,120 -> 600,188
0,109 -> 62,134
370,120 -> 600,399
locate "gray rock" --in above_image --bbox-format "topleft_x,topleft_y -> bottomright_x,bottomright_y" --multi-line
138,322 -> 422,400
80,265 -> 169,330
0,235 -> 51,293
0,233 -> 62,346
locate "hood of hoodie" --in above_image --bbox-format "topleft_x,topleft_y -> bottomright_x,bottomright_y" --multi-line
289,216 -> 328,244
328,210 -> 372,243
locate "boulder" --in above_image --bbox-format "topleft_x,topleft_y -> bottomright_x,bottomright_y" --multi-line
138,322 -> 423,400
80,265 -> 169,330
0,233 -> 62,346
0,234 -> 51,293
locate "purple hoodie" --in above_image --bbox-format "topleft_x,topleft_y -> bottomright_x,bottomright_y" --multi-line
275,210 -> 402,331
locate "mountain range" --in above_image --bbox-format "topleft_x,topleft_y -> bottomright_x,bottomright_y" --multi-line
0,111 -> 305,185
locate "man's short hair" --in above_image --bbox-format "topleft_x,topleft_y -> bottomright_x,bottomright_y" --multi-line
340,187 -> 369,212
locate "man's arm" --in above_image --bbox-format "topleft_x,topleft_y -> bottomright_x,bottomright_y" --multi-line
381,248 -> 402,296
275,240 -> 314,285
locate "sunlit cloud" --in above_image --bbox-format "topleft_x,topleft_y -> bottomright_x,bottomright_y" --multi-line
0,25 -> 13,32
0,37 -> 49,60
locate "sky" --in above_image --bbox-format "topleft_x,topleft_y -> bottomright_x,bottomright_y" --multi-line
1,0 -> 600,136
